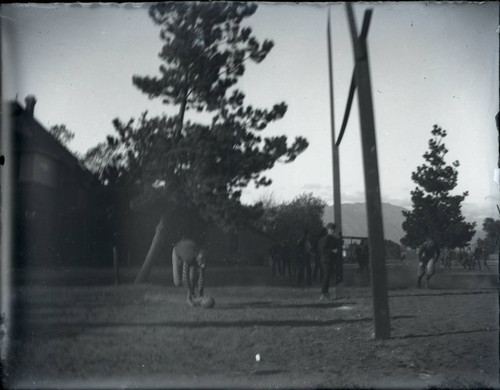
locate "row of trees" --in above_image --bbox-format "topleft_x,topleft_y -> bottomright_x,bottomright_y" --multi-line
48,3 -> 490,269
255,193 -> 326,243
477,218 -> 500,254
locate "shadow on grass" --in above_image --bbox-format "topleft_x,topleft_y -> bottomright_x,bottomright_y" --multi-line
390,290 -> 497,298
392,328 -> 499,340
252,369 -> 287,376
217,301 -> 358,310
21,315 -> 415,339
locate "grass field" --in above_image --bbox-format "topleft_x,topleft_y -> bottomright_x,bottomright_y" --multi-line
3,265 -> 499,389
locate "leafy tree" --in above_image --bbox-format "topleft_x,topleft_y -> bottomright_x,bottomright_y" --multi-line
481,217 -> 500,254
384,240 -> 401,260
81,139 -> 130,186
257,193 -> 326,243
401,125 -> 475,249
106,3 -> 308,281
49,124 -> 75,147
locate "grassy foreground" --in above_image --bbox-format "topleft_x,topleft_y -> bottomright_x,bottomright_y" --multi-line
3,266 -> 499,389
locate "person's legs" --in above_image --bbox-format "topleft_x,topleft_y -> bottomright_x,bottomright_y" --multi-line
425,258 -> 436,287
313,257 -> 320,281
189,266 -> 196,290
318,259 -> 324,281
190,266 -> 198,295
182,263 -> 196,306
172,248 -> 183,287
321,260 -> 331,297
417,261 -> 426,288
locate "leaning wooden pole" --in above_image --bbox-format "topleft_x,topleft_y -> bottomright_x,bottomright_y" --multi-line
345,4 -> 391,339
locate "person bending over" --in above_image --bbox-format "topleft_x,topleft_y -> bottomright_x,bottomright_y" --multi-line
172,238 -> 207,306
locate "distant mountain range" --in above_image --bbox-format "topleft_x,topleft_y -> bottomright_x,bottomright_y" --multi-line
323,202 -> 495,244
323,203 -> 407,243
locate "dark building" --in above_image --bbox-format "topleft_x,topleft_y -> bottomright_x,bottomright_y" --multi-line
122,205 -> 276,268
10,96 -> 274,270
11,97 -> 111,267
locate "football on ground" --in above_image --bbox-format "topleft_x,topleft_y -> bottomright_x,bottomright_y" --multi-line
200,295 -> 215,309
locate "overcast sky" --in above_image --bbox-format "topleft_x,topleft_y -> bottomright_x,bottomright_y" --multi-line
2,2 -> 498,213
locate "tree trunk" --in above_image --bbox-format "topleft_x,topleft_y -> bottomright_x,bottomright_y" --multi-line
136,83 -> 187,283
135,215 -> 166,283
175,84 -> 188,139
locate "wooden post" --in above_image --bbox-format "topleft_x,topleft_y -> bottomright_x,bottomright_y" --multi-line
1,50 -> 14,362
113,246 -> 119,285
327,11 -> 344,298
327,12 -> 343,237
346,4 -> 391,339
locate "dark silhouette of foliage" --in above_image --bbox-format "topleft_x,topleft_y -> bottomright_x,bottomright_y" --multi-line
49,124 -> 75,146
107,2 -> 308,230
257,193 -> 326,243
480,217 -> 500,254
81,141 -> 125,185
384,239 -> 401,260
401,125 -> 475,249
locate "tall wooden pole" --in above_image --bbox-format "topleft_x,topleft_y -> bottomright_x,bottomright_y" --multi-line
1,15 -> 14,363
327,11 -> 342,235
346,4 -> 390,339
327,10 -> 344,298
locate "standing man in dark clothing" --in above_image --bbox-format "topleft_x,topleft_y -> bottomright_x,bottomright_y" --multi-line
334,231 -> 344,289
296,229 -> 313,286
313,228 -> 327,282
472,246 -> 483,270
356,238 -> 369,274
318,223 -> 341,300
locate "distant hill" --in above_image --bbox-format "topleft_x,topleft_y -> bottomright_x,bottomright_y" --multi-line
323,203 -> 407,243
323,202 -> 494,244
460,202 -> 498,242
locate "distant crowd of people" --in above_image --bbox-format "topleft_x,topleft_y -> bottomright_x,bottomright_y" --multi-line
268,228 -> 494,294
171,229 -> 494,308
440,246 -> 490,271
268,223 -> 368,300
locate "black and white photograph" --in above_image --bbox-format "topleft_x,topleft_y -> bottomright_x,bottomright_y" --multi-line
0,2 -> 499,388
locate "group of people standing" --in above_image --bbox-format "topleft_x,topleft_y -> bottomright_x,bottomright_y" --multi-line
268,222 -> 344,300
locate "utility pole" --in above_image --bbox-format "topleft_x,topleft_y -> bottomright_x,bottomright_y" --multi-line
327,11 -> 344,298
345,3 -> 391,339
327,13 -> 342,235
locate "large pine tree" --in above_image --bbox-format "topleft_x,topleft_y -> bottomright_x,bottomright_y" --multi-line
103,3 -> 308,282
401,125 -> 475,249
